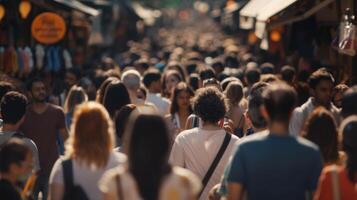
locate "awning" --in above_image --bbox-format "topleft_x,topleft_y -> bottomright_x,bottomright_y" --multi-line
255,0 -> 298,38
54,0 -> 100,16
239,0 -> 273,30
268,0 -> 334,30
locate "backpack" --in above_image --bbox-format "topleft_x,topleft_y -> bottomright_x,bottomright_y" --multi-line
62,159 -> 89,200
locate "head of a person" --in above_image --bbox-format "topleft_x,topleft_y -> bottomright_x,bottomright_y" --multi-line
341,86 -> 357,118
303,107 -> 339,164
96,77 -> 118,104
259,62 -> 275,75
332,84 -> 349,108
66,102 -> 114,168
170,82 -> 194,115
261,74 -> 280,84
166,62 -> 187,81
63,86 -> 88,114
27,77 -> 47,103
103,80 -> 131,118
247,82 -> 269,130
308,68 -> 335,107
134,58 -> 150,75
137,85 -> 147,101
0,81 -> 15,102
143,70 -> 162,93
245,67 -> 261,86
199,67 -> 216,84
0,91 -> 28,126
121,69 -> 141,92
123,113 -> 171,200
188,73 -> 200,91
0,138 -> 33,182
224,81 -> 244,106
203,78 -> 222,91
262,83 -> 297,125
211,59 -> 224,75
114,104 -> 137,144
162,70 -> 182,97
340,116 -> 357,183
221,77 -> 240,91
193,87 -> 226,124
65,68 -> 81,90
280,65 -> 296,84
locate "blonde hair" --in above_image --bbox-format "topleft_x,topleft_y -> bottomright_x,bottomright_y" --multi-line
63,85 -> 88,114
66,102 -> 114,168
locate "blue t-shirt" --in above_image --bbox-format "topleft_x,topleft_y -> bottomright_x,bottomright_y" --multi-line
226,132 -> 323,200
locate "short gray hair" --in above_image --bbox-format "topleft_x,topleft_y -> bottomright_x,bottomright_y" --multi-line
122,69 -> 141,90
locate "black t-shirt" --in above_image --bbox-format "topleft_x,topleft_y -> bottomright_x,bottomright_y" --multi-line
0,179 -> 22,200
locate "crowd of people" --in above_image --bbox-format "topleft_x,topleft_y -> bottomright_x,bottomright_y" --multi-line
0,12 -> 357,200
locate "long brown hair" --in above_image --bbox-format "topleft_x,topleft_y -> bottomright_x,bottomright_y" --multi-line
63,85 -> 88,114
170,82 -> 194,115
66,102 -> 114,168
303,107 -> 339,164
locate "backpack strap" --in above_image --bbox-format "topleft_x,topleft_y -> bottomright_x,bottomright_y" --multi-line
62,159 -> 74,193
199,133 -> 231,197
115,174 -> 123,200
192,116 -> 199,128
331,165 -> 341,200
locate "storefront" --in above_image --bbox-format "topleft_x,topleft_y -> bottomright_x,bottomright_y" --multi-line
238,0 -> 357,84
0,0 -> 99,79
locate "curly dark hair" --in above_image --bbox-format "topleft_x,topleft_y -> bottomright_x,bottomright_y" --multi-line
193,87 -> 226,123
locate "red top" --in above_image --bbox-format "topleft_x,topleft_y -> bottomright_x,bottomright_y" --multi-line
314,165 -> 357,200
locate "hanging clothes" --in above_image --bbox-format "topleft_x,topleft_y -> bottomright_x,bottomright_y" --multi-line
0,47 -> 4,72
17,47 -> 25,74
63,49 -> 72,69
45,46 -> 62,72
24,46 -> 34,73
36,44 -> 45,70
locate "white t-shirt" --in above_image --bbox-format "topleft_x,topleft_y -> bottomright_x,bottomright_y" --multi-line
169,128 -> 239,200
146,93 -> 170,116
49,151 -> 126,200
99,166 -> 201,200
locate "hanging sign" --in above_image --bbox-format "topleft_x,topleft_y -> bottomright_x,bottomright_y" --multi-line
31,12 -> 66,45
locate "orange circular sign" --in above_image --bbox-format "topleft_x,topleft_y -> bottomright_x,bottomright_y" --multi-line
31,12 -> 66,44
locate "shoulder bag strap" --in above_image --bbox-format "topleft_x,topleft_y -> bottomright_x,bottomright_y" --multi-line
62,159 -> 74,194
331,165 -> 341,200
115,174 -> 124,200
199,133 -> 232,197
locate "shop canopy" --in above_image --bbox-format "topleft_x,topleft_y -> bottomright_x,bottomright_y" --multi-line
268,0 -> 335,30
255,0 -> 298,38
239,0 -> 273,30
258,0 -> 335,50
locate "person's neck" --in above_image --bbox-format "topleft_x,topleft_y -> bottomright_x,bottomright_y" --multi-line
202,121 -> 221,130
177,109 -> 189,116
32,101 -> 48,113
253,127 -> 267,133
311,97 -> 330,109
269,122 -> 289,136
1,124 -> 19,132
148,87 -> 158,94
129,91 -> 139,102
0,173 -> 17,185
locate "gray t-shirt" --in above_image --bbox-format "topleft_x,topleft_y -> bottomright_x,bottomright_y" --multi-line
0,131 -> 40,172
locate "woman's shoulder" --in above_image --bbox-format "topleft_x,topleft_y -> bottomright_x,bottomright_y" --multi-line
107,151 -> 127,167
170,167 -> 201,191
